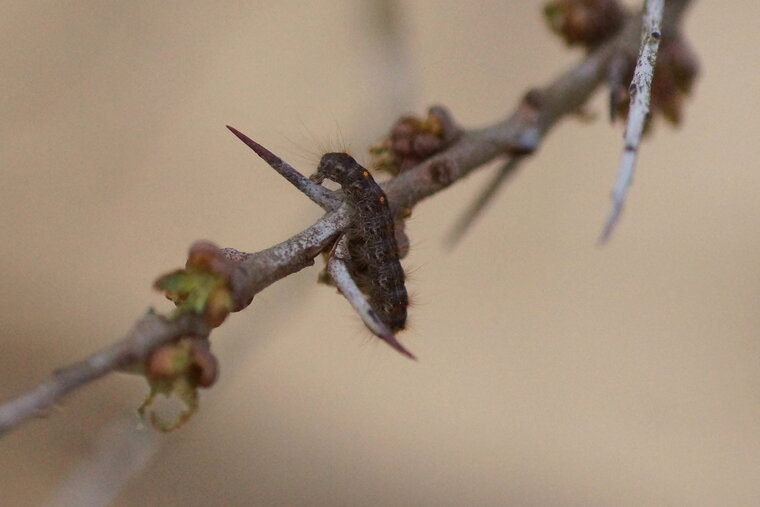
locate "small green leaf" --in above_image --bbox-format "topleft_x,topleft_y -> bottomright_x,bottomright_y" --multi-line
155,267 -> 233,325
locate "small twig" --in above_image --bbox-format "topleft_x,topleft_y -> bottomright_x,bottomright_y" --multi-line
446,156 -> 524,246
326,236 -> 416,360
600,0 -> 665,242
0,313 -> 209,436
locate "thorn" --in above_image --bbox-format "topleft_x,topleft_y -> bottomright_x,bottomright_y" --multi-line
600,0 -> 663,243
227,125 -> 282,169
598,201 -> 622,244
326,236 -> 417,360
226,125 -> 341,210
379,332 -> 417,361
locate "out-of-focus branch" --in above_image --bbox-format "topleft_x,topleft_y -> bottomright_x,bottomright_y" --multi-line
0,0 -> 693,437
445,0 -> 693,242
0,313 -> 209,435
45,418 -> 161,507
0,212 -> 348,437
447,156 -> 524,246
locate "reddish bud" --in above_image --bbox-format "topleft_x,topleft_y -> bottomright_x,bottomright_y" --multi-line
370,106 -> 461,175
146,343 -> 187,381
188,339 -> 219,388
186,240 -> 238,281
145,338 -> 217,387
544,0 -> 625,48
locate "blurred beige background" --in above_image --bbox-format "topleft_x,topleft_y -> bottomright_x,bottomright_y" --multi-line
1,1 -> 758,506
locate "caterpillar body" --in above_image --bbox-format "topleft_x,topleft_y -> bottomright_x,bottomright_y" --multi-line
312,153 -> 408,332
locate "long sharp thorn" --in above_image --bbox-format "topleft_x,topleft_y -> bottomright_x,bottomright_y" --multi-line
226,125 -> 340,210
226,125 -> 282,167
380,332 -> 417,361
327,236 -> 416,360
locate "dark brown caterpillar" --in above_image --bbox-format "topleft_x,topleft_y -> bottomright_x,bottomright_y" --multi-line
311,153 -> 408,331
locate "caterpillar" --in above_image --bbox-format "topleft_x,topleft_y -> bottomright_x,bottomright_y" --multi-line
311,153 -> 408,332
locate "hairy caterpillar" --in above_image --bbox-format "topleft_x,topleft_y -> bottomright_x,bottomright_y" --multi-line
311,153 -> 408,332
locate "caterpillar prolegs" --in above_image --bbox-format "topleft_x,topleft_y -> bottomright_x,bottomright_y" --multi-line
311,153 -> 408,332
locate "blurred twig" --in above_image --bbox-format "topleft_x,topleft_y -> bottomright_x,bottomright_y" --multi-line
0,313 -> 208,435
446,156 -> 524,246
601,0 -> 665,242
44,418 -> 160,507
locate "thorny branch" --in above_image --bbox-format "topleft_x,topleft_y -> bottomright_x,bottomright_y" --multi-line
0,1 -> 694,437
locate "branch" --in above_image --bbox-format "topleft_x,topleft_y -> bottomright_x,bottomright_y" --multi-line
0,212 -> 349,437
0,313 -> 209,435
601,0 -> 664,242
0,0 -> 693,437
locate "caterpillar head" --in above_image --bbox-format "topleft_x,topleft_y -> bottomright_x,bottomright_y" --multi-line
311,152 -> 359,185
